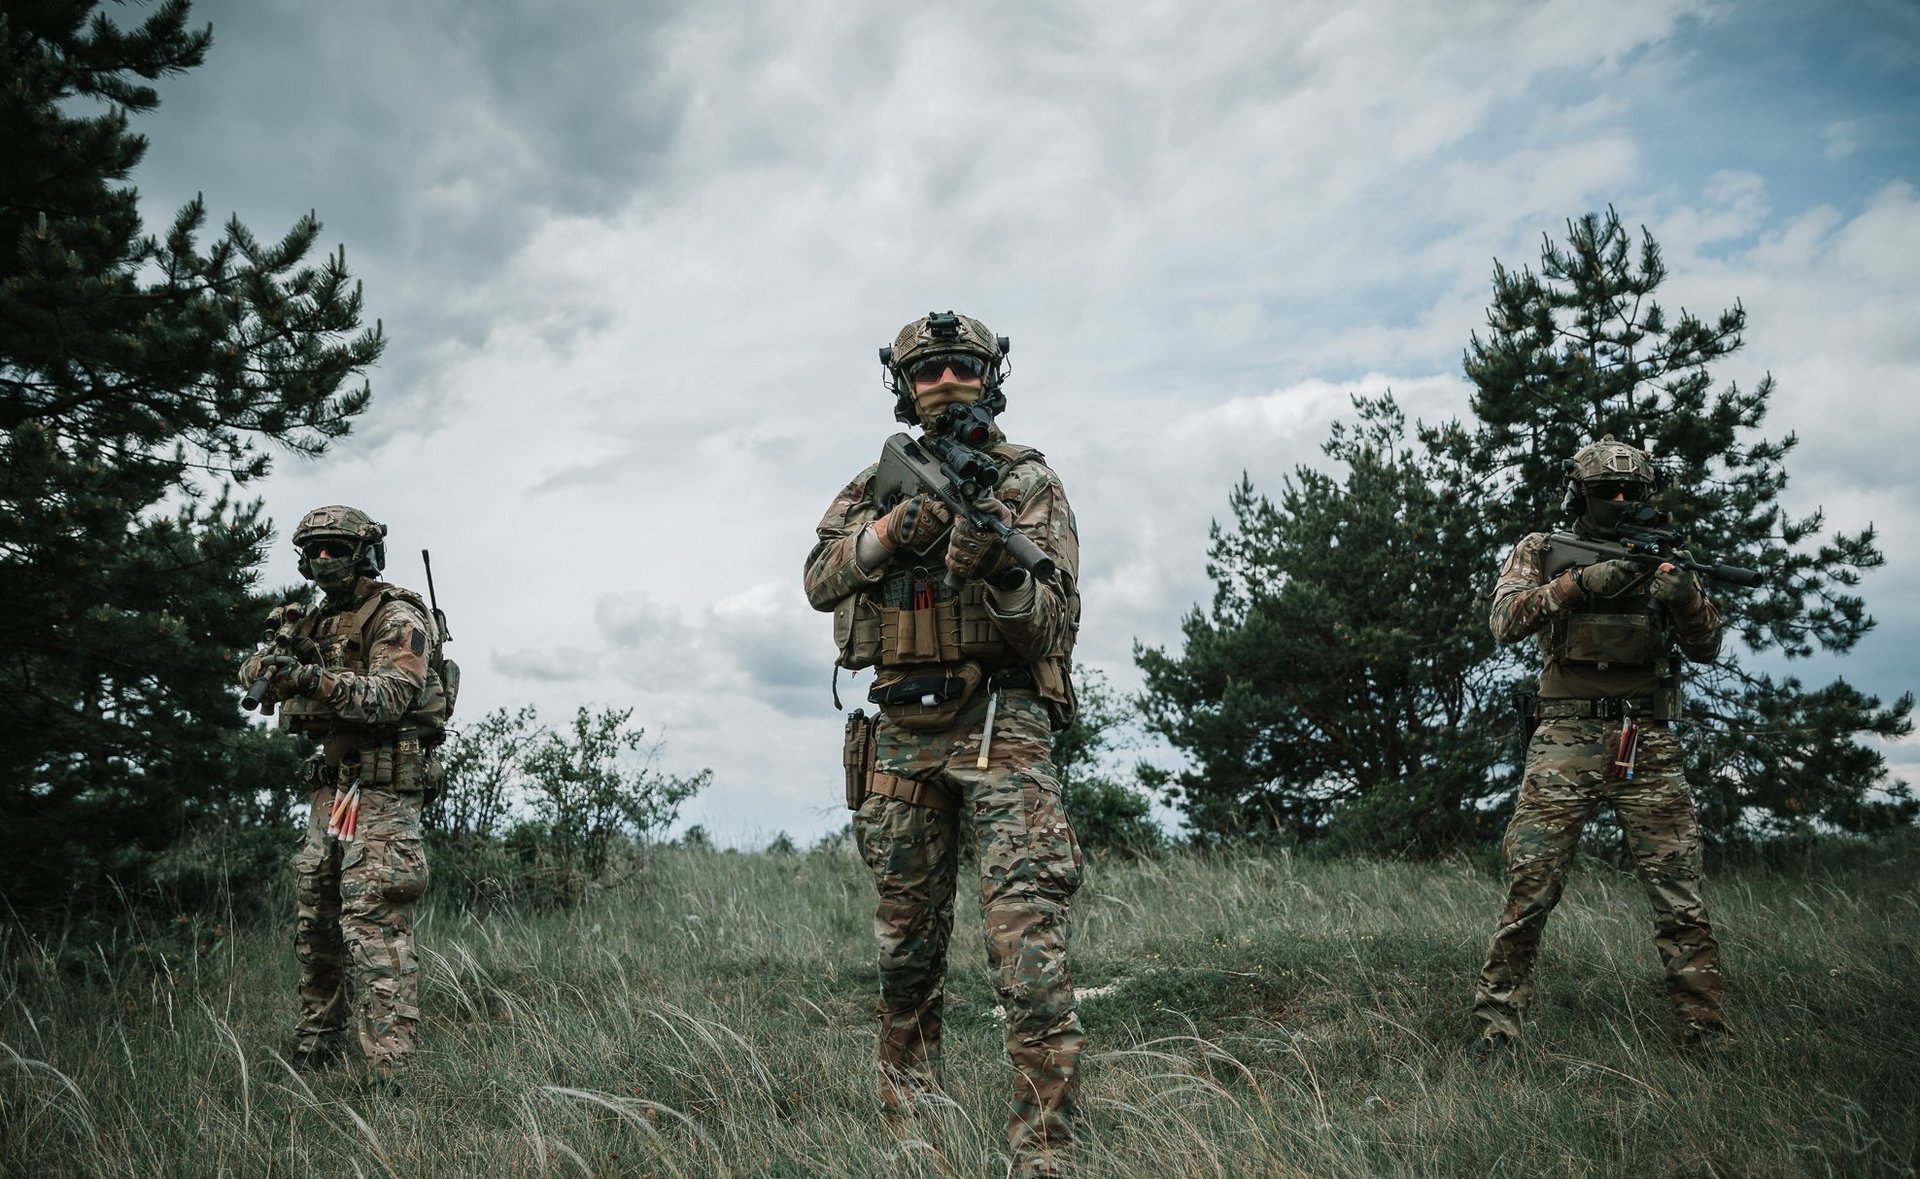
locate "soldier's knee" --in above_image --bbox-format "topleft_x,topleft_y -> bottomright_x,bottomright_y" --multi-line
985,901 -> 1073,1008
979,796 -> 1081,910
1507,853 -> 1564,894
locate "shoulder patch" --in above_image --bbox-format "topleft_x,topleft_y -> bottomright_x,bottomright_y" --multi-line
410,627 -> 427,657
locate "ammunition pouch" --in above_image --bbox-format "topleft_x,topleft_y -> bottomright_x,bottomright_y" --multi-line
842,708 -> 876,810
868,661 -> 984,732
313,733 -> 431,791
367,744 -> 396,787
879,594 -> 962,664
854,571 -> 1017,669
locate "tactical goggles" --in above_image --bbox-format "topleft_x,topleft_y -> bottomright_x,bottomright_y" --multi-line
907,354 -> 987,385
1588,480 -> 1649,502
301,538 -> 359,561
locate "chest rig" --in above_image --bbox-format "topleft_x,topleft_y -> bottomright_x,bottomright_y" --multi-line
276,580 -> 455,739
833,444 -> 1044,673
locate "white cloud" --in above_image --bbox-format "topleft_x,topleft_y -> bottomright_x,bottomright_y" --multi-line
141,0 -> 1917,843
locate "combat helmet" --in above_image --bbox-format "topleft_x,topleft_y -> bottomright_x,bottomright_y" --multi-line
1570,435 -> 1655,488
1565,435 -> 1655,536
291,504 -> 387,584
879,310 -> 1011,425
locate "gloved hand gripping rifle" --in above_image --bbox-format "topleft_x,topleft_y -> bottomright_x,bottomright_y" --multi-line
871,403 -> 1056,589
242,602 -> 319,714
1542,504 -> 1765,590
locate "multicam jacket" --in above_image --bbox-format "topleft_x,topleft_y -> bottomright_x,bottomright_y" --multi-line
1491,531 -> 1722,702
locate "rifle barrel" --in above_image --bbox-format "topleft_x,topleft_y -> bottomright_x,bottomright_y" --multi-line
1697,561 -> 1764,589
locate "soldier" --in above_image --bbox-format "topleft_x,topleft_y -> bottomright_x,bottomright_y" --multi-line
1473,437 -> 1725,1052
239,506 -> 454,1078
804,312 -> 1084,1178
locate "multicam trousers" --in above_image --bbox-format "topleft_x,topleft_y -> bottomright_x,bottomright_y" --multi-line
292,760 -> 430,1066
1474,717 -> 1723,1039
852,686 -> 1084,1176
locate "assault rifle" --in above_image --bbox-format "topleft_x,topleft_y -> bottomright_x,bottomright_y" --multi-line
871,403 -> 1056,585
241,602 -> 317,715
1541,504 -> 1764,590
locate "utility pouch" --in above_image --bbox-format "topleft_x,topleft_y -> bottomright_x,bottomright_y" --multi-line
842,708 -> 876,810
869,662 -> 983,732
833,596 -> 883,670
1031,658 -> 1077,731
1562,613 -> 1660,668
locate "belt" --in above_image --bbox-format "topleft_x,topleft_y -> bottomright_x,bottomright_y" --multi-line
868,771 -> 958,812
1536,697 -> 1660,722
868,666 -> 1034,707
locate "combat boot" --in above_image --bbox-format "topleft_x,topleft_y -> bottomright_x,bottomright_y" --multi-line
289,1036 -> 346,1073
1007,1151 -> 1072,1179
1676,1017 -> 1728,1055
1472,1029 -> 1519,1067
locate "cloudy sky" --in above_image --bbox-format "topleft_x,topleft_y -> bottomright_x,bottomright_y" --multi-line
131,0 -> 1920,845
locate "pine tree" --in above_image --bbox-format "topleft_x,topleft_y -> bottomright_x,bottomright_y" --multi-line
0,0 -> 383,912
1448,209 -> 1914,840
1136,397 -> 1511,852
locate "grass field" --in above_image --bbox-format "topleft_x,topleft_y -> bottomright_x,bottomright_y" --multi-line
3,834 -> 1916,1177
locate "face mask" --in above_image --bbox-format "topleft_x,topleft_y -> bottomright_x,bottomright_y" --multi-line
306,554 -> 361,594
912,380 -> 983,426
1583,495 -> 1635,538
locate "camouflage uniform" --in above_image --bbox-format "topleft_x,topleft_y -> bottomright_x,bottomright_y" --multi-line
239,506 -> 451,1070
1474,443 -> 1726,1044
805,313 -> 1084,1178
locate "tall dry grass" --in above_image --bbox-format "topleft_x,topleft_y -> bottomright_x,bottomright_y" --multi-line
3,834 -> 1915,1176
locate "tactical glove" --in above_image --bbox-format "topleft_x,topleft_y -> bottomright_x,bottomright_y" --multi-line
261,654 -> 322,700
1648,562 -> 1701,608
946,498 -> 1016,582
1578,558 -> 1643,600
872,494 -> 951,553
